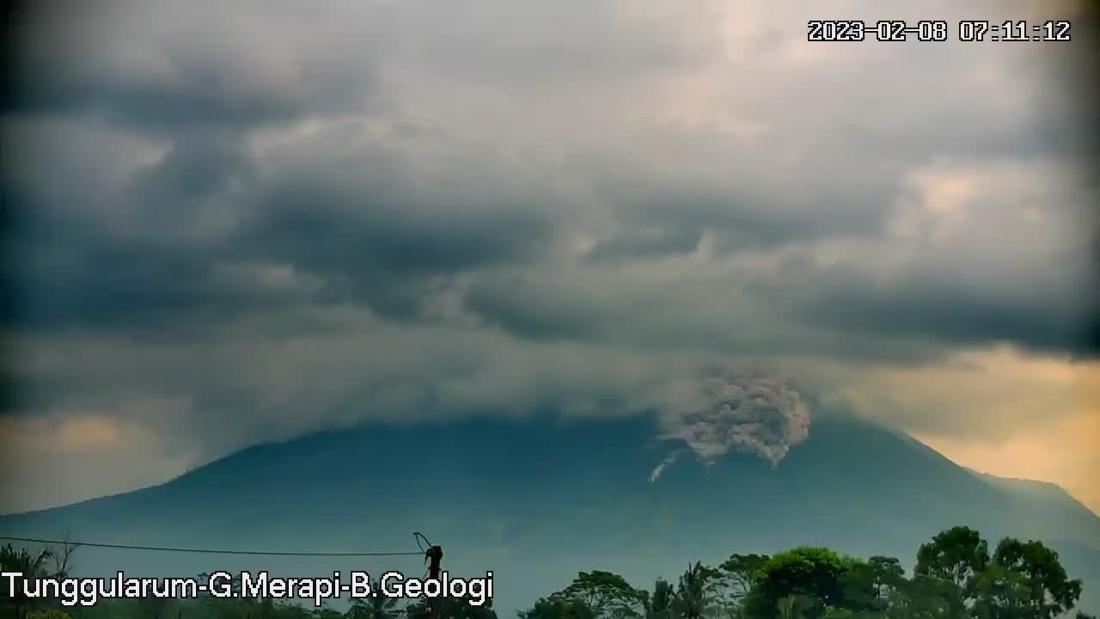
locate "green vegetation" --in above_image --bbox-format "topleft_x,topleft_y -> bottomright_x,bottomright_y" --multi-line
522,527 -> 1092,619
0,527 -> 1094,618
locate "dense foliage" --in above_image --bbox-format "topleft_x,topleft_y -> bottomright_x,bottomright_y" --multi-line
522,527 -> 1092,619
0,527 -> 1093,618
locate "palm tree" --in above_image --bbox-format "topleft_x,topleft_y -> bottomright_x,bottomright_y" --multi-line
0,544 -> 54,616
674,562 -> 718,619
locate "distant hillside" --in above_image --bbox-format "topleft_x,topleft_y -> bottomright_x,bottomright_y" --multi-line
977,469 -> 1092,507
2,413 -> 1097,614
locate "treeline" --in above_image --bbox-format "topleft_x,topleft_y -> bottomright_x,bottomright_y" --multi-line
1,526 -> 1094,618
522,526 -> 1092,618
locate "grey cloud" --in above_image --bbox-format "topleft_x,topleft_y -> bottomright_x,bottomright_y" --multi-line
463,252 -> 1097,360
5,0 -> 1090,352
5,1 -> 376,133
587,222 -> 704,262
585,190 -> 887,262
6,134 -> 553,331
128,135 -> 253,207
5,106 -> 554,331
232,127 -> 555,319
458,263 -> 955,363
245,171 -> 548,279
807,272 -> 1098,358
4,132 -> 264,333
464,281 -> 604,342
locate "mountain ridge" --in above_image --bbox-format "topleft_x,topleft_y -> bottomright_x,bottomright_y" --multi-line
2,412 -> 1097,614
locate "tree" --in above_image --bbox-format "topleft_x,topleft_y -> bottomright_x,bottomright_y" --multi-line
557,570 -> 647,618
894,573 -> 966,619
1,543 -> 56,615
914,526 -> 989,601
744,547 -> 854,618
673,562 -> 721,619
46,538 -> 77,581
405,596 -> 497,619
775,594 -> 819,619
520,596 -> 597,619
512,525 -> 1091,619
646,579 -> 674,619
520,571 -> 643,619
970,538 -> 1082,619
718,553 -> 769,615
348,580 -> 402,619
832,554 -> 920,616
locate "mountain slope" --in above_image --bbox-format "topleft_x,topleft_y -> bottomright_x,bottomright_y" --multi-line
2,413 -> 1097,614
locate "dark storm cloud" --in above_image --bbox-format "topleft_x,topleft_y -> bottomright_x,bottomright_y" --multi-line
464,250 -> 1098,360
4,64 -> 307,133
243,149 -> 550,277
236,179 -> 551,318
5,127 -> 553,331
3,129 -> 258,333
463,280 -> 601,341
585,189 -> 887,262
3,0 -> 376,134
795,270 -> 1098,358
2,206 -> 304,335
2,0 -> 1089,354
128,135 -> 254,206
587,224 -> 704,262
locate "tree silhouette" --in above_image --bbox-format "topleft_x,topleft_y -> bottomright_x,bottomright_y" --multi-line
348,580 -> 402,619
971,538 -> 1082,618
0,543 -> 57,615
647,579 -> 674,619
718,554 -> 769,615
744,547 -> 852,618
673,562 -> 720,619
0,525 -> 1091,619
559,570 -> 647,617
915,526 -> 989,603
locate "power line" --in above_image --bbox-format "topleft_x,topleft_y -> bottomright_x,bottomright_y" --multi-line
0,536 -> 424,558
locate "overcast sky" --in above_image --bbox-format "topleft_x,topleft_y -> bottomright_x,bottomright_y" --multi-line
2,0 -> 1097,514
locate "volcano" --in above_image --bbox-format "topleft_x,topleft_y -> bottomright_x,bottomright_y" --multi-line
2,413 -> 1098,614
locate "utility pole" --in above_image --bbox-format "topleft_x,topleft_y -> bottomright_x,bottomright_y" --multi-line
426,544 -> 443,619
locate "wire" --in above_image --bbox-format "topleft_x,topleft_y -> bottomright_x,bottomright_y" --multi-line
0,536 -> 424,558
413,531 -> 432,554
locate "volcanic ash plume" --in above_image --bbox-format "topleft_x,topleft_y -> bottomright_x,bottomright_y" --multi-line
655,373 -> 810,477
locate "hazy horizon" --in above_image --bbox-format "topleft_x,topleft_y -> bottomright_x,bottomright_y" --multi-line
1,408 -> 1095,519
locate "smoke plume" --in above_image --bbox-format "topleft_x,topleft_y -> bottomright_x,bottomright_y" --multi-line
651,372 -> 810,480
